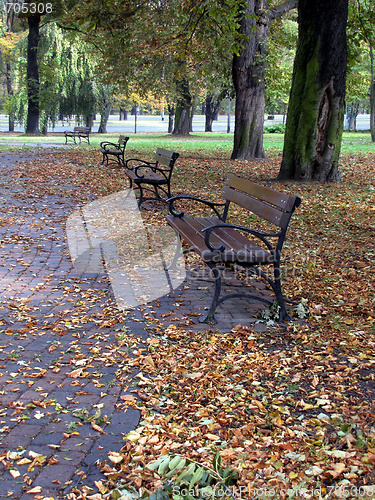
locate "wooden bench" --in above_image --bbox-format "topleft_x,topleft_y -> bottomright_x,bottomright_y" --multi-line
166,174 -> 301,322
65,126 -> 91,145
100,135 -> 129,167
123,148 -> 179,208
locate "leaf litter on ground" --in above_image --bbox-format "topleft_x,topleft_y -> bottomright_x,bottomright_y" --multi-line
1,148 -> 374,499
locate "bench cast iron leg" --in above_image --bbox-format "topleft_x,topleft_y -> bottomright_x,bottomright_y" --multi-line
273,265 -> 292,322
199,264 -> 221,323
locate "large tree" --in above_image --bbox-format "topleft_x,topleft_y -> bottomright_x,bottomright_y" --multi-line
278,0 -> 349,181
231,0 -> 297,160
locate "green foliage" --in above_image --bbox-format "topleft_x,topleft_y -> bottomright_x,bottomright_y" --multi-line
265,123 -> 286,134
144,453 -> 238,500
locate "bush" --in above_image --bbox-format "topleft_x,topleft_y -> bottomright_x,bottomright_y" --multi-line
265,123 -> 286,134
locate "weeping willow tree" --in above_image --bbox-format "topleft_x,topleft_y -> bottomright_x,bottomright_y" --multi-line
7,23 -> 113,133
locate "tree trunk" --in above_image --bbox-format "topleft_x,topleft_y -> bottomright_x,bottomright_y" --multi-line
119,108 -> 127,120
231,0 -> 297,160
190,100 -> 194,132
98,102 -> 112,133
205,94 -> 221,132
168,104 -> 175,133
278,0 -> 349,182
6,63 -> 14,132
346,102 -> 359,131
25,13 -> 41,135
172,78 -> 191,136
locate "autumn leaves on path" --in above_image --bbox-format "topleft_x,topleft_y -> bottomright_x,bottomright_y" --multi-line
0,153 -> 146,498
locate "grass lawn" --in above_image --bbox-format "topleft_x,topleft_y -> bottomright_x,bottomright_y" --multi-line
0,130 -> 374,156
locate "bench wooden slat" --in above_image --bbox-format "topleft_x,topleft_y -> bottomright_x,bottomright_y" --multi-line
222,185 -> 289,228
226,173 -> 297,212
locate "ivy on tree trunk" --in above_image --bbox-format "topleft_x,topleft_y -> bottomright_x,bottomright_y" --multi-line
25,13 -> 41,135
278,0 -> 349,182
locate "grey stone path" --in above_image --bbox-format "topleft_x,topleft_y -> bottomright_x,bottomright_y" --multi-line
0,152 -> 275,499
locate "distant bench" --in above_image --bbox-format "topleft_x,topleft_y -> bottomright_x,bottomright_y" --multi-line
166,174 -> 301,322
100,135 -> 129,167
123,148 -> 179,208
65,126 -> 91,145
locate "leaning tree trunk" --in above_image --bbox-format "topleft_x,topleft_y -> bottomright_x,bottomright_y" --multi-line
278,0 -> 349,182
172,78 -> 191,136
25,13 -> 41,135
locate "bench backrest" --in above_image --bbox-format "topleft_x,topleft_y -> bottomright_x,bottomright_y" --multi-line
222,174 -> 301,229
118,135 -> 129,148
74,126 -> 91,133
154,148 -> 179,178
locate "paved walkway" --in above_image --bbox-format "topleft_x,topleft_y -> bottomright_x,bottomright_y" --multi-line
0,152 -> 274,499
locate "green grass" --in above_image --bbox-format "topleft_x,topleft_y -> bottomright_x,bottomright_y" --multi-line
0,130 -> 373,156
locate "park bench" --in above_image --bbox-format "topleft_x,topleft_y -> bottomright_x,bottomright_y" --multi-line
64,126 -> 91,145
124,148 -> 179,208
100,135 -> 129,167
166,174 -> 301,322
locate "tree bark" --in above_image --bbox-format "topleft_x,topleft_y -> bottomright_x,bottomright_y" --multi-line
168,104 -> 175,133
231,0 -> 297,160
205,94 -> 221,132
98,102 -> 112,133
346,102 -> 359,131
172,78 -> 191,136
25,13 -> 41,135
278,0 -> 349,182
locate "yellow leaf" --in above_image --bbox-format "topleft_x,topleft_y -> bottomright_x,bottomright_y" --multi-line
205,433 -> 220,441
17,458 -> 32,465
91,421 -> 107,435
26,487 -> 42,494
143,355 -> 155,368
108,453 -> 123,464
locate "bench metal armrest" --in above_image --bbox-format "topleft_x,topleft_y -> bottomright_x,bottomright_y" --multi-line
202,223 -> 281,253
124,158 -> 156,170
100,141 -> 120,150
167,195 -> 226,219
132,163 -> 166,180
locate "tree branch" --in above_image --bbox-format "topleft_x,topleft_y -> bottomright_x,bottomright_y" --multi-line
268,0 -> 298,21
